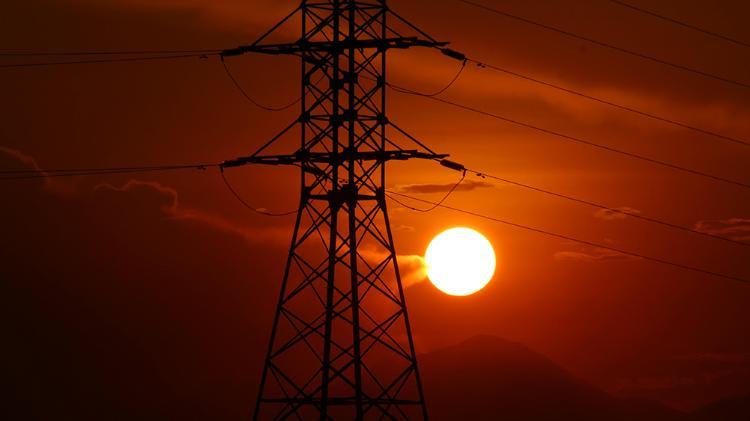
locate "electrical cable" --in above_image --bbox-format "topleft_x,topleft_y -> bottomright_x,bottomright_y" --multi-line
2,19 -> 746,279
1,162 -> 296,217
220,168 -> 297,217
386,190 -> 750,285
459,57 -> 750,149
607,0 -> 750,49
389,171 -> 466,212
395,58 -> 467,97
457,0 -> 750,90
0,53 -> 216,69
220,58 -> 301,112
388,88 -> 750,191
1,49 -> 299,111
434,160 -> 749,247
0,49 -> 223,56
0,164 -> 219,180
0,164 -> 218,174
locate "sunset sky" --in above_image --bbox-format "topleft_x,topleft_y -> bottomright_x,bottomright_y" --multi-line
2,0 -> 750,419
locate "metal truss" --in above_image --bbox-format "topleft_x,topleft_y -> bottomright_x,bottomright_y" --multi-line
221,1 -> 447,419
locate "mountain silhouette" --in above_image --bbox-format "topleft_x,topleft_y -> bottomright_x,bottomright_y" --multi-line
682,394 -> 750,421
420,335 -> 681,421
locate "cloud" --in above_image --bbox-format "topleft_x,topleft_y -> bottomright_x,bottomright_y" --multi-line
694,218 -> 750,242
95,179 -> 179,211
94,179 -> 292,247
0,146 -> 44,173
0,145 -> 52,188
358,247 -> 428,288
593,206 -> 641,221
613,353 -> 750,392
97,0 -> 298,34
674,353 -> 750,365
553,245 -> 637,262
0,146 -> 124,196
395,179 -> 494,194
1,148 -> 293,419
396,254 -> 429,287
608,350 -> 750,411
393,224 -> 416,232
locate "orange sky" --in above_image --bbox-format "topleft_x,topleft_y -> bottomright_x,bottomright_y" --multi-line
2,0 -> 750,416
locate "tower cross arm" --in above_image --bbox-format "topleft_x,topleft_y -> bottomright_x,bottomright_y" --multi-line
221,37 -> 449,57
221,150 -> 448,168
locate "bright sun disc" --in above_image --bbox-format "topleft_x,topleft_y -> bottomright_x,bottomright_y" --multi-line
425,227 -> 496,296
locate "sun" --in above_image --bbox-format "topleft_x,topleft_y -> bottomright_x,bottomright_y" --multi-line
424,227 -> 496,296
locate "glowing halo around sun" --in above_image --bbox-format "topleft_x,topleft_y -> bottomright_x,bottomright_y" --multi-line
424,227 -> 496,296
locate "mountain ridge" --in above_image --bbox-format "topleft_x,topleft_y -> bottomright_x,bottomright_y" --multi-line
419,334 -> 681,420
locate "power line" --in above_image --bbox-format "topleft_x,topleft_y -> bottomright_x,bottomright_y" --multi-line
0,53 -> 216,69
2,48 -> 303,112
0,49 -> 223,56
220,58 -> 301,112
0,163 -> 219,180
608,0 -> 750,49
0,164 -> 218,174
457,56 -> 750,149
388,87 -> 750,191
386,190 -> 750,285
396,58 -> 467,97
220,168 -> 296,217
7,157 -> 745,248
0,162 -> 296,217
433,159 -> 749,247
390,171 -> 466,212
457,0 -> 750,90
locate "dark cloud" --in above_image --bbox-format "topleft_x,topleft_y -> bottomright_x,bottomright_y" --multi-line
675,353 -> 750,365
393,224 -> 416,232
694,218 -> 750,242
94,179 -> 292,246
0,145 -> 44,172
0,148 -> 284,420
395,179 -> 494,194
594,206 -> 642,221
0,146 -> 55,190
610,353 -> 750,410
553,246 -> 637,262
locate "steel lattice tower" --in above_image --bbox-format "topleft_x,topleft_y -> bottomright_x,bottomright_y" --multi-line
221,1 -> 447,419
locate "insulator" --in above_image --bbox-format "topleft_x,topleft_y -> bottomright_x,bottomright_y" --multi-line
440,159 -> 466,172
441,48 -> 467,61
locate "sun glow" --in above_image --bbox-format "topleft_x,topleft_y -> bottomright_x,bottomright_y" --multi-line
424,227 -> 496,296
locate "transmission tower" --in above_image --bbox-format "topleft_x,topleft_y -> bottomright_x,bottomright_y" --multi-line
221,1 -> 447,419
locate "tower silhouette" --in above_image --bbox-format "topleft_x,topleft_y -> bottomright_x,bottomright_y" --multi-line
221,1 -> 447,418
